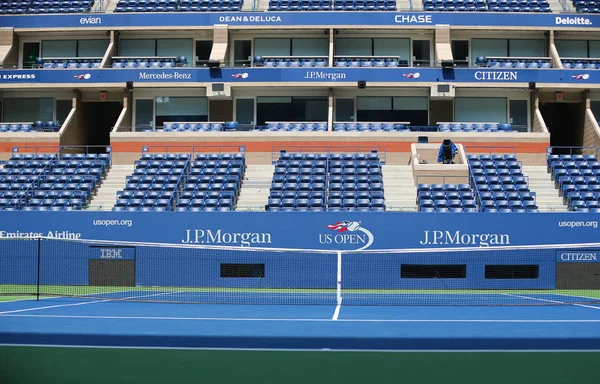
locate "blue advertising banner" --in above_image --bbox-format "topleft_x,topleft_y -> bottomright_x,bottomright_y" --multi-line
0,12 -> 599,30
0,67 -> 597,85
0,212 -> 598,251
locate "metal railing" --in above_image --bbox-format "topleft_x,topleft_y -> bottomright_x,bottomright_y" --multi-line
271,145 -> 386,164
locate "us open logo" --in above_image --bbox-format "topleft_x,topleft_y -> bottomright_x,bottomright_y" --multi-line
319,220 -> 374,251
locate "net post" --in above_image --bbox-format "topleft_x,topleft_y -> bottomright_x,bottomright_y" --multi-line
36,237 -> 41,301
336,250 -> 342,305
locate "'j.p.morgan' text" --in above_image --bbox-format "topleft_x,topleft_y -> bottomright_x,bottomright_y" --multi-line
420,231 -> 510,247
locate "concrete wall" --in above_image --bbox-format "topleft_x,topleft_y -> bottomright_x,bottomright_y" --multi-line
583,92 -> 600,148
410,143 -> 470,185
59,90 -> 84,147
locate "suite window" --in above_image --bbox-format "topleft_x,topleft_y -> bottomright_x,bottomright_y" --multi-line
357,96 -> 427,125
256,96 -> 327,125
154,97 -> 208,126
3,98 -> 54,122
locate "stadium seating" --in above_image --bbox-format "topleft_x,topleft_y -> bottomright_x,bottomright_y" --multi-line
267,0 -> 396,11
36,58 -> 102,69
254,57 -> 328,68
438,123 -> 513,133
174,154 -> 245,212
547,153 -> 600,211
417,183 -> 478,213
562,60 -> 600,69
0,122 -> 59,133
331,123 -> 513,133
112,57 -> 188,69
423,0 -> 488,11
468,154 -> 538,212
113,153 -> 245,212
0,0 -> 94,14
0,152 -> 109,211
267,152 -> 384,212
334,58 -> 408,67
257,122 -> 328,132
145,122 -> 227,133
475,57 -> 552,68
422,0 -> 551,11
114,0 -> 242,12
572,0 -> 600,13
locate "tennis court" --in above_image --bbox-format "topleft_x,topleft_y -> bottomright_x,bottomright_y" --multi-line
1,238 -> 600,383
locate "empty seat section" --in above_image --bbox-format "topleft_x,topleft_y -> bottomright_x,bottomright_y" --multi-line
114,0 -> 243,12
268,0 -> 395,11
548,152 -> 600,211
468,154 -> 538,212
572,0 -> 600,13
438,123 -> 513,133
148,122 -> 225,133
0,151 -> 109,210
267,151 -> 384,212
256,122 -> 328,132
174,153 -> 246,212
0,0 -> 95,14
417,183 -> 477,213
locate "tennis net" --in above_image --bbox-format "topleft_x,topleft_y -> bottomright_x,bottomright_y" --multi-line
1,237 -> 600,306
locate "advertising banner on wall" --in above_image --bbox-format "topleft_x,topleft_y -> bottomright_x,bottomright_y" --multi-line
0,212 -> 598,251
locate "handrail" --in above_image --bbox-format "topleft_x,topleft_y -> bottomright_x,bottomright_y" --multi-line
271,145 -> 387,164
463,145 -> 518,156
546,146 -> 600,159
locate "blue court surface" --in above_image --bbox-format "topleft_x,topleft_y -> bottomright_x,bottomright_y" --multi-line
1,295 -> 600,351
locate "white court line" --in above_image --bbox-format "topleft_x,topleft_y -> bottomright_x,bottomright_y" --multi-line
2,314 -> 600,323
2,343 -> 600,353
332,300 -> 342,321
0,291 -> 181,315
502,293 -> 600,311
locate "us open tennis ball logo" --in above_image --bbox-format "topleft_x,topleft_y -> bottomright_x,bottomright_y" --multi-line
321,220 -> 375,251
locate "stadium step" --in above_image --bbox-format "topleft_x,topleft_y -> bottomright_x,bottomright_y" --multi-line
235,164 -> 275,211
104,0 -> 118,12
398,0 -> 419,11
87,164 -> 135,211
382,165 -> 418,212
522,166 -> 568,212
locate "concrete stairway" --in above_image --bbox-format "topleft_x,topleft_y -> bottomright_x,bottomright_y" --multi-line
87,164 -> 134,211
522,166 -> 568,212
249,0 -> 268,10
382,165 -> 418,212
235,165 -> 274,211
403,0 -> 422,10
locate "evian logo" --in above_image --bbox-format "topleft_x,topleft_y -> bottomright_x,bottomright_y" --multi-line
80,16 -> 101,25
572,73 -> 590,80
319,220 -> 374,251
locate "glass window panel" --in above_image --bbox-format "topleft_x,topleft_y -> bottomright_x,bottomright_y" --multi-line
3,98 -> 54,122
236,99 -> 254,125
373,38 -> 410,59
591,101 -> 600,118
254,39 -> 291,57
135,99 -> 154,131
589,41 -> 600,58
335,99 -> 354,121
78,40 -> 109,57
56,100 -> 72,125
509,100 -> 528,132
555,40 -> 587,58
335,38 -> 371,56
509,39 -> 545,57
471,39 -> 508,64
393,97 -> 428,110
257,97 -> 293,104
155,97 -> 208,116
455,97 -> 507,124
291,38 -> 329,57
157,38 -> 193,61
120,39 -> 156,56
357,97 -> 392,111
42,40 -> 77,58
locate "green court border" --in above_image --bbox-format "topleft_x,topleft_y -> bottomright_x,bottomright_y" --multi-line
0,346 -> 598,384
